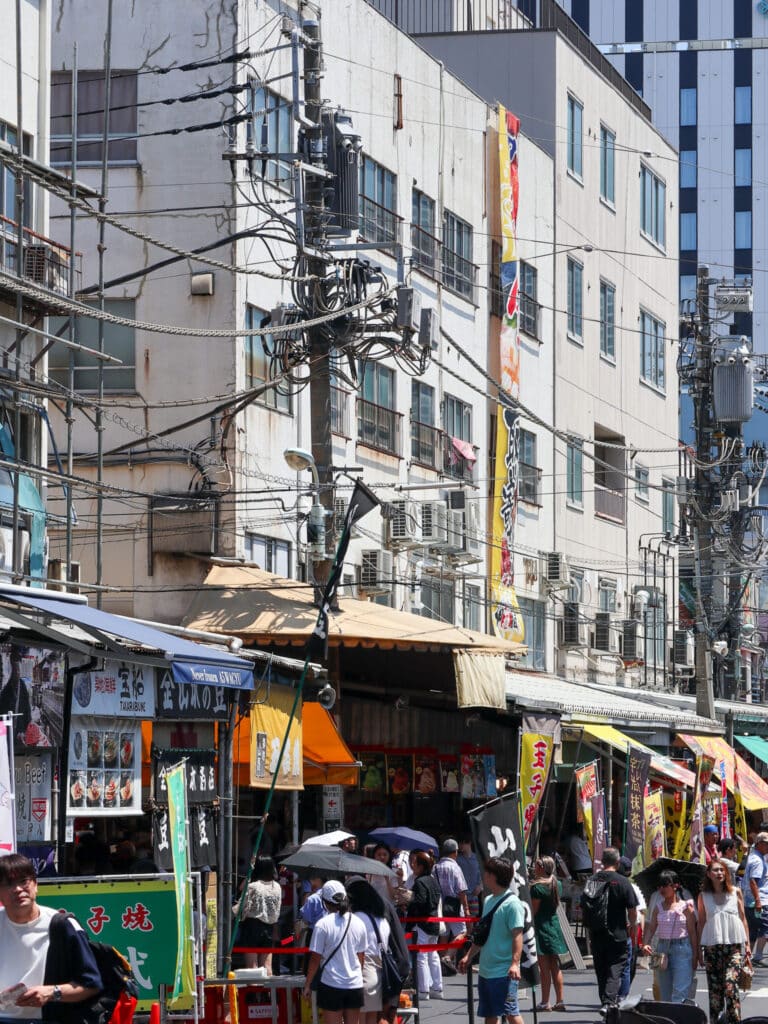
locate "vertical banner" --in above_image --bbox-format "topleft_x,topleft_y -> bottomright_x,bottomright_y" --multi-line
165,762 -> 195,1005
734,760 -> 748,848
719,759 -> 730,839
590,791 -> 607,870
468,791 -> 540,989
663,791 -> 687,858
249,687 -> 303,790
689,755 -> 716,864
643,791 -> 666,864
624,748 -> 652,863
490,105 -> 524,647
0,716 -> 15,853
575,761 -> 599,851
519,714 -> 560,845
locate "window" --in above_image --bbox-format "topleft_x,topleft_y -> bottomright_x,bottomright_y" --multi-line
735,149 -> 752,188
490,239 -> 503,317
245,534 -> 291,577
640,310 -> 666,390
519,261 -> 539,338
735,211 -> 752,249
568,570 -> 584,603
245,306 -> 291,413
250,85 -> 293,185
442,209 -> 475,299
411,379 -> 437,465
358,361 -> 399,454
519,428 -> 540,504
735,86 -> 752,125
444,394 -> 471,442
0,122 -> 32,274
680,274 -> 697,309
640,166 -> 666,248
598,578 -> 617,612
359,156 -> 397,245
680,212 -> 697,251
662,479 -> 675,535
600,125 -> 615,204
567,257 -> 583,340
517,597 -> 546,670
567,94 -> 583,178
411,189 -> 436,273
566,437 -> 583,507
51,70 -> 137,165
420,577 -> 455,623
680,88 -> 697,127
635,464 -> 649,501
49,299 -> 136,391
600,280 -> 615,360
463,584 -> 483,632
680,150 -> 697,189
644,596 -> 666,670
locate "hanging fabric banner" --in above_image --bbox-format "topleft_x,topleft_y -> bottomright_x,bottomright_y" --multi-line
719,758 -> 731,839
734,759 -> 748,848
249,687 -> 303,790
498,105 -> 521,399
689,754 -> 716,864
575,760 -> 599,852
519,714 -> 561,845
590,791 -> 607,870
663,791 -> 687,859
643,790 -> 666,864
0,716 -> 15,853
165,762 -> 195,1005
624,748 -> 652,863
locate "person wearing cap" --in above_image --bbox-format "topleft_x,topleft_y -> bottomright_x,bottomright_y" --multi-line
434,838 -> 469,972
741,831 -> 768,963
304,881 -> 367,1023
704,825 -> 720,864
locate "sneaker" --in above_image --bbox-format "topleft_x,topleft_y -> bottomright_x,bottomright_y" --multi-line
417,993 -> 430,1001
429,990 -> 444,1000
599,1008 -> 608,1019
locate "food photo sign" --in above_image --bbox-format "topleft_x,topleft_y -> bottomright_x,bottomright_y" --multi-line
66,662 -> 151,817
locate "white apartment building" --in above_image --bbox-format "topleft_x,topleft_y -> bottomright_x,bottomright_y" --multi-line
47,0 -> 502,630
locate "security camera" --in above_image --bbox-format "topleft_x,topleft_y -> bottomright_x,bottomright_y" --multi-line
712,640 -> 728,657
317,684 -> 337,710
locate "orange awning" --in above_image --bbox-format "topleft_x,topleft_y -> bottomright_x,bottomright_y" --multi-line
232,702 -> 359,787
677,733 -> 768,812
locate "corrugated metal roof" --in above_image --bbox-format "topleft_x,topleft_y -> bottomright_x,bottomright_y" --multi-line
505,670 -> 722,733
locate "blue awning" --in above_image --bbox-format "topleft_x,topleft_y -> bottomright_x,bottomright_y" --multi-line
0,591 -> 254,690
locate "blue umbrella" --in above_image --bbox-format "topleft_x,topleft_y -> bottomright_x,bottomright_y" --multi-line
368,826 -> 438,854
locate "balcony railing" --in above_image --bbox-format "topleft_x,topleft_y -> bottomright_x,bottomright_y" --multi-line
411,223 -> 439,276
595,483 -> 626,524
411,420 -> 440,469
331,386 -> 351,438
442,434 -> 478,482
519,462 -> 542,505
442,248 -> 478,303
359,196 -> 402,249
357,397 -> 403,456
0,217 -> 80,298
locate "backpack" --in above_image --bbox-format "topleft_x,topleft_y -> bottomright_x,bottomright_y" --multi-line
45,912 -> 139,1024
581,876 -> 611,934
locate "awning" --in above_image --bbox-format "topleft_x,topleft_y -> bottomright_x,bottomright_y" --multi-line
183,565 -> 525,655
0,591 -> 254,689
677,733 -> 768,811
454,649 -> 506,710
232,698 -> 359,787
736,735 -> 768,766
577,722 -> 696,789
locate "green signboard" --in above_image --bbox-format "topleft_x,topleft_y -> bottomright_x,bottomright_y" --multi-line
38,877 -> 185,1012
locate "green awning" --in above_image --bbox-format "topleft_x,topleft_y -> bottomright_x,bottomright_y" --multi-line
735,734 -> 768,765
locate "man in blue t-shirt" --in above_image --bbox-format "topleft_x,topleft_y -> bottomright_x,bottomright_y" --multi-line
458,857 -> 525,1024
742,832 -> 768,962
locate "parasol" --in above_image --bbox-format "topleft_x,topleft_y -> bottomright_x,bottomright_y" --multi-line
633,857 -> 707,901
300,830 -> 354,847
367,826 -> 439,853
282,844 -> 396,879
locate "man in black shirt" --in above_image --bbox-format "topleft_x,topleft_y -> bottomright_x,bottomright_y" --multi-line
585,847 -> 638,1014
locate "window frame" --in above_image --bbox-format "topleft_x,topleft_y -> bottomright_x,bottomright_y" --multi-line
567,94 -> 583,180
734,148 -> 752,189
662,478 -> 675,536
735,210 -> 752,250
249,84 -> 293,187
680,87 -> 697,127
517,596 -> 546,671
444,393 -> 472,443
567,257 -> 583,342
359,154 -> 398,246
519,428 -> 540,505
599,279 -> 616,361
245,305 -> 292,414
566,436 -> 584,508
735,85 -> 752,126
680,211 -> 697,251
634,464 -> 649,502
679,150 -> 697,189
411,188 -> 437,275
245,533 -> 291,577
640,164 -> 666,250
442,209 -> 476,301
50,69 -> 138,166
48,299 -> 137,392
519,260 -> 539,339
463,583 -> 483,632
640,308 -> 666,392
599,124 -> 615,205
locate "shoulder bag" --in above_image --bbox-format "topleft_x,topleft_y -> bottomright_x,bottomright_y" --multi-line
310,916 -> 351,992
472,893 -> 512,947
367,914 -> 406,1002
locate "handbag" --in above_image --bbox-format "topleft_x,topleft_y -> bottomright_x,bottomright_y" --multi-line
367,914 -> 406,1002
310,916 -> 351,992
472,894 -> 512,948
649,951 -> 668,971
739,958 -> 753,991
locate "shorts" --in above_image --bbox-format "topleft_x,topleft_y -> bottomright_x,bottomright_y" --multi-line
316,982 -> 365,1012
237,918 -> 274,948
361,957 -> 383,1012
477,975 -> 519,1019
746,906 -> 768,941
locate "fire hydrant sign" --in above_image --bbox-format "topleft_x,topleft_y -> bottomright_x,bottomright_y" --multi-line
13,752 -> 52,842
37,878 -> 185,1012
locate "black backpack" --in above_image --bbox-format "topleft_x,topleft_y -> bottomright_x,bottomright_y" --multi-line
581,876 -> 611,934
45,912 -> 140,1024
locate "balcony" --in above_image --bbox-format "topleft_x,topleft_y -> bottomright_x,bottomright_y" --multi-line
357,397 -> 402,457
0,218 -> 81,303
359,196 -> 402,250
411,420 -> 440,469
411,223 -> 439,277
442,433 -> 478,482
595,483 -> 625,524
331,386 -> 351,438
519,462 -> 542,505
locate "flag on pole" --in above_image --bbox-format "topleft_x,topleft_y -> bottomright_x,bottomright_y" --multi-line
590,791 -> 607,870
624,747 -> 651,863
519,714 -> 560,846
719,758 -> 731,839
733,759 -> 748,848
574,761 -> 599,852
166,761 -> 195,1005
689,754 -> 716,864
643,790 -> 666,863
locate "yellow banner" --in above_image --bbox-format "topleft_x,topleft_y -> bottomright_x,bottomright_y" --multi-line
520,733 -> 554,843
575,762 -> 599,852
734,760 -> 748,847
690,754 -> 716,864
663,791 -> 686,858
644,791 -> 666,864
250,687 -> 303,790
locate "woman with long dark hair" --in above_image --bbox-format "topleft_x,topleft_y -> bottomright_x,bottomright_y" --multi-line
530,856 -> 567,1010
304,881 -> 368,1024
697,857 -> 750,1024
641,870 -> 697,1003
408,851 -> 443,1000
234,856 -> 281,973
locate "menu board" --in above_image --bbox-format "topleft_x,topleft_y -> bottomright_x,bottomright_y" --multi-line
72,662 -> 155,718
66,718 -> 142,816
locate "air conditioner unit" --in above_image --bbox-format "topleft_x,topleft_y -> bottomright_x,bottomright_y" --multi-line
594,611 -> 617,653
386,499 -> 420,546
359,549 -> 393,594
544,551 -> 570,587
446,509 -> 464,553
673,629 -> 695,669
622,619 -> 641,661
560,602 -> 583,646
47,557 -> 81,592
421,501 -> 449,547
24,243 -> 68,293
463,501 -> 483,560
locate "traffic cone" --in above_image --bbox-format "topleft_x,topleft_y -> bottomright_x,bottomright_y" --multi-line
149,1002 -> 161,1024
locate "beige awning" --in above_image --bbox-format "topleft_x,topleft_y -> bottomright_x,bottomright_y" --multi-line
454,648 -> 507,710
183,565 -> 525,655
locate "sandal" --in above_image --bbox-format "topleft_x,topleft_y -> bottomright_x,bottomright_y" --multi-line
552,1003 -> 567,1012
536,1003 -> 552,1011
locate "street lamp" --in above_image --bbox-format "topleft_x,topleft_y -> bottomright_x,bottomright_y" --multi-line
283,447 -> 327,561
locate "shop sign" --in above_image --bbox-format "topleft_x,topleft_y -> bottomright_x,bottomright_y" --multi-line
249,687 -> 302,790
153,805 -> 217,870
153,749 -> 216,805
322,785 -> 343,831
625,748 -> 652,863
155,668 -> 229,721
66,718 -> 142,817
72,662 -> 155,718
37,877 -> 182,1012
14,752 -> 51,842
0,645 -> 65,749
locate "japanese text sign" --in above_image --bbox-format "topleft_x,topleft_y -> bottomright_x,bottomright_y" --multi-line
155,668 -> 229,721
13,751 -> 51,842
249,687 -> 302,790
72,662 -> 155,718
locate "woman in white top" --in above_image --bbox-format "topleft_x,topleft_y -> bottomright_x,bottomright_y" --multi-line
697,858 -> 750,1024
304,881 -> 368,1024
347,878 -> 392,1024
235,856 -> 282,972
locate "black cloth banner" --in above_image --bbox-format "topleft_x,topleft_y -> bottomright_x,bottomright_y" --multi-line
154,805 -> 217,870
155,668 -> 231,720
625,748 -> 652,862
307,480 -> 379,662
469,790 -> 540,988
153,748 -> 217,804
